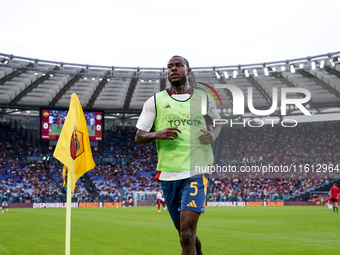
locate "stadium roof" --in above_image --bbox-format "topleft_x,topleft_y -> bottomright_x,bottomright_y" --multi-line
1,52 -> 340,120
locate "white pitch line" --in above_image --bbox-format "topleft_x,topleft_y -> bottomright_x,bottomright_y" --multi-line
0,244 -> 11,255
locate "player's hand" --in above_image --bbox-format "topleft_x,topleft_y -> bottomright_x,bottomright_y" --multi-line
199,129 -> 215,144
157,126 -> 182,140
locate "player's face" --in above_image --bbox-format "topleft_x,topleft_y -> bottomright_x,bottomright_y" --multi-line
167,57 -> 191,87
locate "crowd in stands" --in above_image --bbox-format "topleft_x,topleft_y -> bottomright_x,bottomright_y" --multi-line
219,121 -> 340,166
210,177 -> 330,202
0,123 -> 63,203
1,120 -> 339,204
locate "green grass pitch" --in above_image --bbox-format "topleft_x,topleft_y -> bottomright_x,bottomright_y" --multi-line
0,206 -> 339,254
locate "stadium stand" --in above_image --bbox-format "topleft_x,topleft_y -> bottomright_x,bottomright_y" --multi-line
1,120 -> 339,203
1,52 -> 340,204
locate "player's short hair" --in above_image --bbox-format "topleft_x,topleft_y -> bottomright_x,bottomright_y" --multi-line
170,55 -> 190,68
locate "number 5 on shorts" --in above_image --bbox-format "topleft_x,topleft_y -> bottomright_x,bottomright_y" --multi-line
190,182 -> 198,196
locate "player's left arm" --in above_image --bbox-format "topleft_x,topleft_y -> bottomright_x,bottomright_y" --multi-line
199,95 -> 222,144
199,125 -> 221,144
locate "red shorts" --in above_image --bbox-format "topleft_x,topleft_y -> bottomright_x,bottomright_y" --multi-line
330,198 -> 338,203
157,199 -> 165,206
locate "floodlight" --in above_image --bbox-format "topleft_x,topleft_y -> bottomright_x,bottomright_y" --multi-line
245,70 -> 249,77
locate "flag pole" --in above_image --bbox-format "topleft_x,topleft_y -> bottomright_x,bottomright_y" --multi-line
65,169 -> 72,255
52,93 -> 96,255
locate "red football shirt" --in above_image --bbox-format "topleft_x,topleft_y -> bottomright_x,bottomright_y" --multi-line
330,186 -> 340,199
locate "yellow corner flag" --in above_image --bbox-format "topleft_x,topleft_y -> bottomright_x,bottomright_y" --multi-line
53,93 -> 95,193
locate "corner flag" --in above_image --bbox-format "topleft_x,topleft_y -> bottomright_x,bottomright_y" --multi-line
53,93 -> 95,192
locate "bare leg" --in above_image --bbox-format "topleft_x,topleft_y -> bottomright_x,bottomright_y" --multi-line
173,210 -> 203,255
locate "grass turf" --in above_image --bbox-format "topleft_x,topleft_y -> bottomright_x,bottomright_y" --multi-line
0,206 -> 339,254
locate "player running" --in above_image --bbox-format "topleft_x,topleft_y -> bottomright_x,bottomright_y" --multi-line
156,190 -> 166,212
1,191 -> 9,213
136,55 -> 221,255
329,183 -> 339,213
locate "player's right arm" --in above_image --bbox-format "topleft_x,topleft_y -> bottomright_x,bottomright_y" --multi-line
135,127 -> 182,144
135,95 -> 181,144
